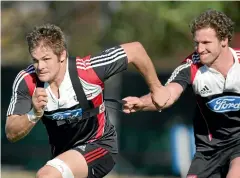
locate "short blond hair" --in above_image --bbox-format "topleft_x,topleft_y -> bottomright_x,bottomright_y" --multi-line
190,9 -> 234,42
26,24 -> 67,56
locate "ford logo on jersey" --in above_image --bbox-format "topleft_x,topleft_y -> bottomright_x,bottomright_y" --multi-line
45,108 -> 83,120
206,96 -> 240,113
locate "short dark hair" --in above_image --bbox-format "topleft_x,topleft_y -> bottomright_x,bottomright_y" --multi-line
190,9 -> 235,42
26,24 -> 67,57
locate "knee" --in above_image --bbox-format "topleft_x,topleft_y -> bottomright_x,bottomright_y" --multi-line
36,166 -> 60,178
227,157 -> 240,178
226,170 -> 240,178
36,168 -> 49,178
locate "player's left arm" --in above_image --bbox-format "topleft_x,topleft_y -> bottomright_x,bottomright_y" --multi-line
123,59 -> 192,113
123,82 -> 184,112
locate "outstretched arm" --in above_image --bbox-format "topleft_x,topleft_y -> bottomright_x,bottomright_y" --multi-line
6,69 -> 47,142
123,55 -> 192,113
123,82 -> 184,113
6,88 -> 47,142
6,114 -> 38,142
121,42 -> 162,93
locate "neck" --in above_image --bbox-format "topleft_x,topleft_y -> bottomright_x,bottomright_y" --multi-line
209,47 -> 234,77
49,60 -> 67,89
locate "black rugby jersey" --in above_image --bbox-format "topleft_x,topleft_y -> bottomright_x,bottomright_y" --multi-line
7,46 -> 128,156
167,48 -> 240,151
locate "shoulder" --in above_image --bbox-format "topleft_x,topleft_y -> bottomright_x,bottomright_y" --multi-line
181,52 -> 203,71
232,47 -> 240,52
76,46 -> 125,67
231,48 -> 240,62
14,64 -> 36,82
182,52 -> 201,65
72,56 -> 103,86
75,55 -> 91,70
13,64 -> 37,95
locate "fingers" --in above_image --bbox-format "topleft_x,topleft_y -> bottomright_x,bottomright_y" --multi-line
122,108 -> 137,114
123,103 -> 133,113
151,95 -> 160,109
152,99 -> 161,110
37,95 -> 48,103
122,109 -> 131,114
38,100 -> 48,108
122,96 -> 143,114
122,102 -> 139,114
122,96 -> 140,104
33,88 -> 48,111
122,98 -> 135,110
34,88 -> 47,97
151,86 -> 171,110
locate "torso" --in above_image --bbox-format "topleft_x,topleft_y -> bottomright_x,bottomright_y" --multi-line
168,47 -> 240,151
7,46 -> 128,156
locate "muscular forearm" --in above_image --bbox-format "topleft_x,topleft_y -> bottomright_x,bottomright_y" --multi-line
5,114 -> 37,142
140,89 -> 176,111
140,93 -> 158,111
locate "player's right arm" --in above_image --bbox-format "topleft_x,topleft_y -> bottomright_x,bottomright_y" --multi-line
6,70 -> 47,142
123,58 -> 192,113
6,114 -> 37,143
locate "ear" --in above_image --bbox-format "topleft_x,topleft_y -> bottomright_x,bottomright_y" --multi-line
221,37 -> 228,47
59,50 -> 67,62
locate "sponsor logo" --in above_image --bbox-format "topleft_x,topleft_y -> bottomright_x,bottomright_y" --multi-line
103,47 -> 116,53
86,93 -> 92,98
74,95 -> 78,102
206,96 -> 240,113
45,108 -> 83,120
200,85 -> 212,95
77,145 -> 86,152
99,103 -> 105,113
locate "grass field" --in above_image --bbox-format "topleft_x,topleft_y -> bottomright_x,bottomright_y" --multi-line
2,170 -> 35,178
1,169 -> 178,178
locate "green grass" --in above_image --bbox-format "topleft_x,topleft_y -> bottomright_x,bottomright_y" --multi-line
1,169 -> 178,178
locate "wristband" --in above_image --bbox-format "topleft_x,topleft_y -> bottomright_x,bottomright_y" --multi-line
27,108 -> 43,123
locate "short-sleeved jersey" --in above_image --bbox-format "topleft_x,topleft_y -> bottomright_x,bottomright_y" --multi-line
166,47 -> 240,152
7,46 -> 128,156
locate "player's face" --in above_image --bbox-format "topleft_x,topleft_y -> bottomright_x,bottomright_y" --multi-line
31,45 -> 65,82
194,27 -> 226,66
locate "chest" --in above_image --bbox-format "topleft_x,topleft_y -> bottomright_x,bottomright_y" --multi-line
44,78 -> 103,111
192,65 -> 240,96
192,65 -> 240,113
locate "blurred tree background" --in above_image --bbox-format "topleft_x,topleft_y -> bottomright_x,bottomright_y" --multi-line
2,1 -> 240,70
2,2 -> 240,177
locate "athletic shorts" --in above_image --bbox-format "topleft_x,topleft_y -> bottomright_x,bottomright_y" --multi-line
187,143 -> 240,178
72,139 -> 117,178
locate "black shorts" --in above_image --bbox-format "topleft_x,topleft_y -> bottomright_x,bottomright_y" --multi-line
187,143 -> 240,178
72,139 -> 117,178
